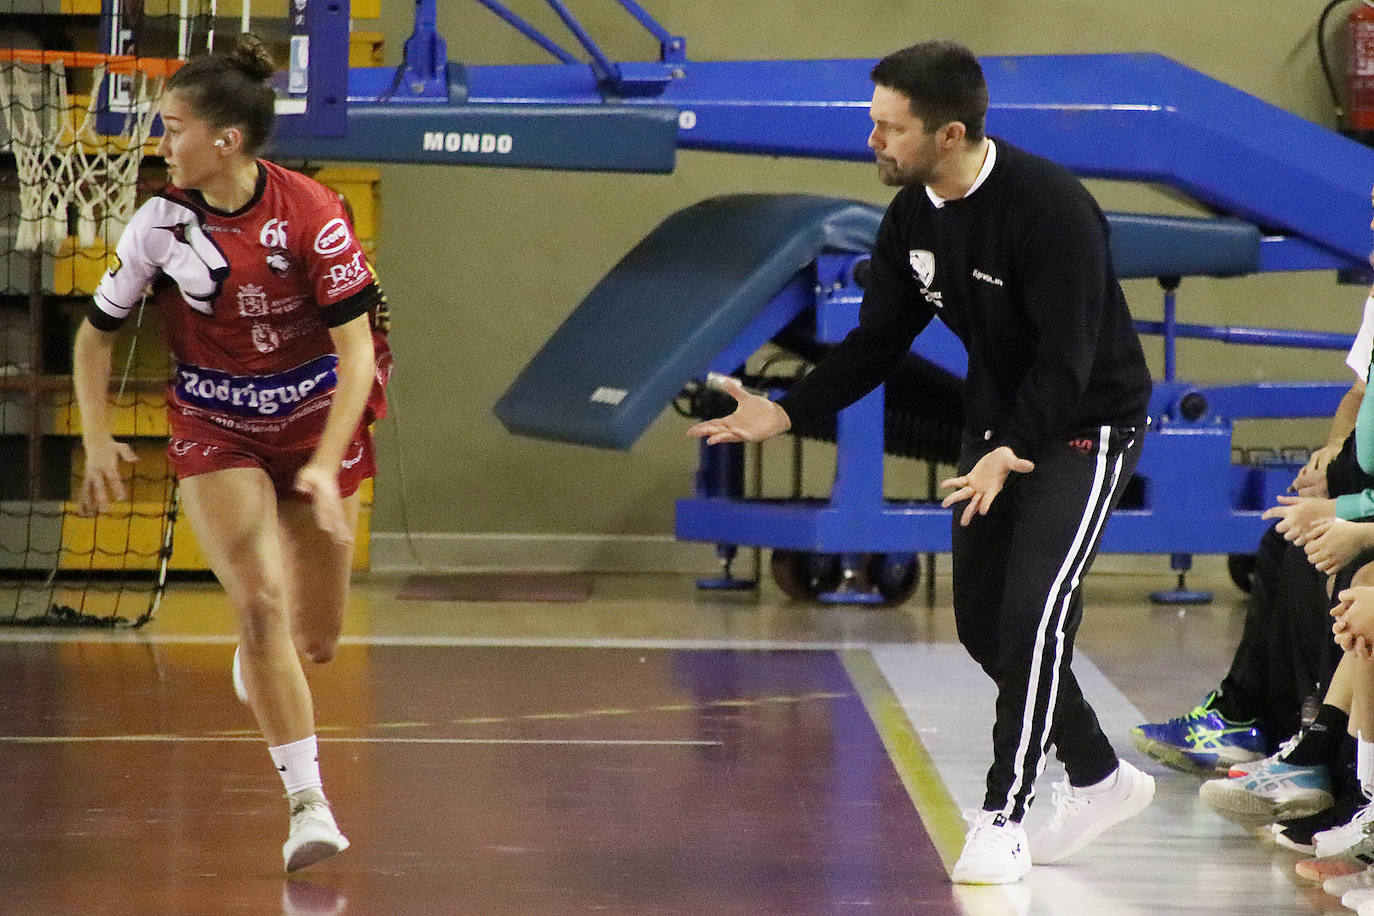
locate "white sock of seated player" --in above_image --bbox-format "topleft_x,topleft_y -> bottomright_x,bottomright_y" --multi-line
1358,735 -> 1374,799
269,735 -> 323,797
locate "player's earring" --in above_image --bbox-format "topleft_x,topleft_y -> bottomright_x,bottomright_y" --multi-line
213,138 -> 227,147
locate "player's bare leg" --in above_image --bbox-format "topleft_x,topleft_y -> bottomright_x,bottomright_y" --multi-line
180,468 -> 348,871
278,491 -> 359,665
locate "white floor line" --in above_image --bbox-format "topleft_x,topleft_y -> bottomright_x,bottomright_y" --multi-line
0,631 -> 912,651
0,735 -> 719,747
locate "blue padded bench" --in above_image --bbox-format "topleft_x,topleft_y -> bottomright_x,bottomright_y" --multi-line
495,195 -> 1263,450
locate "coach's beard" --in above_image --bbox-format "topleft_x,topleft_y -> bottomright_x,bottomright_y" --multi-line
875,156 -> 928,188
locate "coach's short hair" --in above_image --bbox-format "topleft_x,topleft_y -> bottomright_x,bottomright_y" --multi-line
870,41 -> 988,142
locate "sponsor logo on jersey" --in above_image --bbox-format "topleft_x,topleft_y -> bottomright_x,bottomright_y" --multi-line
972,268 -> 1004,287
271,294 -> 306,314
237,283 -> 269,317
590,386 -> 628,406
325,251 -> 371,298
313,218 -> 352,256
107,253 -> 123,278
174,354 -> 337,418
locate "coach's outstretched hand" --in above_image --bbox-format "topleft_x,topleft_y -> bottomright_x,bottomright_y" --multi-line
686,375 -> 792,445
941,446 -> 1035,527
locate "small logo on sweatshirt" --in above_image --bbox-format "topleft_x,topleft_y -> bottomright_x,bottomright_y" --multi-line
908,249 -> 935,287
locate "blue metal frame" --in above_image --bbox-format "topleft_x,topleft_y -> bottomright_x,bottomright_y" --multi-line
675,256 -> 1354,558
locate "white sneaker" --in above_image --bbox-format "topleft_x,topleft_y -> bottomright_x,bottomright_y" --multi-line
282,787 -> 349,872
1315,801 -> 1374,859
951,810 -> 1031,885
232,646 -> 248,704
1030,759 -> 1155,864
1345,887 -> 1374,910
1328,866 -> 1374,897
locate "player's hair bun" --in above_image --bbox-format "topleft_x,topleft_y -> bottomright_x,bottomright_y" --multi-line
228,33 -> 275,82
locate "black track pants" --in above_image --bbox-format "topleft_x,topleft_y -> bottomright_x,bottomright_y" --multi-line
950,425 -> 1143,821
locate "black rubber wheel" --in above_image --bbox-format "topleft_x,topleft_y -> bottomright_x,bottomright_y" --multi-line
770,550 -> 843,601
866,553 -> 921,605
1227,553 -> 1257,594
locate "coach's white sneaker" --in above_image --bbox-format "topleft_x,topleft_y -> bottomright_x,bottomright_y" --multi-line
1030,759 -> 1155,864
951,810 -> 1031,884
231,646 -> 248,703
283,787 -> 349,872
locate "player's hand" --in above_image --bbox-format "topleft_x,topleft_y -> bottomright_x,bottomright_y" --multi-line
686,375 -> 791,445
1291,445 -> 1337,497
1333,585 -> 1374,656
1262,495 -> 1336,545
940,446 -> 1035,527
78,438 -> 138,516
294,461 -> 353,546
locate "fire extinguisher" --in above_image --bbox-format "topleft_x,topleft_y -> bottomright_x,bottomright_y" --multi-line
1349,0 -> 1374,141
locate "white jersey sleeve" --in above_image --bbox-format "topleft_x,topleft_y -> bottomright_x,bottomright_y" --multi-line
91,196 -> 230,329
1347,292 -> 1374,383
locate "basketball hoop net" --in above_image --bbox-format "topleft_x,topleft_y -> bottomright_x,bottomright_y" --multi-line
0,51 -> 178,253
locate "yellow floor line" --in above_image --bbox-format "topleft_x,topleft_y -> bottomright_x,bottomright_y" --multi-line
840,648 -> 965,873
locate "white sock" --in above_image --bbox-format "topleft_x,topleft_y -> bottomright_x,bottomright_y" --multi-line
269,735 -> 323,796
1358,735 -> 1374,799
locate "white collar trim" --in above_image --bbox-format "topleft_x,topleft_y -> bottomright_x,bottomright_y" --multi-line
926,139 -> 997,209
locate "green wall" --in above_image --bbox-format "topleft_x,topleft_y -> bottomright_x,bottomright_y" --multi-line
365,2 -> 1361,539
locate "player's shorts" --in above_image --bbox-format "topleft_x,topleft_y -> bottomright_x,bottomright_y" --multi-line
167,425 -> 375,499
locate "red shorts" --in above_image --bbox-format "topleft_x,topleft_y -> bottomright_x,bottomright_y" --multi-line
167,426 -> 375,499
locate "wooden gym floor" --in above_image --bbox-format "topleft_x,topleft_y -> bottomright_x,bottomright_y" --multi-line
0,563 -> 1350,915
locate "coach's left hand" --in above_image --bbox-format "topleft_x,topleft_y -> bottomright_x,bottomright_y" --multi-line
941,446 -> 1035,527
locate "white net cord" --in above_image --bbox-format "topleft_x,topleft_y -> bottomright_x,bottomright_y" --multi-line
0,60 -> 164,253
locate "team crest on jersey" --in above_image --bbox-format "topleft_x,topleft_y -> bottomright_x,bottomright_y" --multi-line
251,323 -> 281,353
908,249 -> 935,287
237,283 -> 269,317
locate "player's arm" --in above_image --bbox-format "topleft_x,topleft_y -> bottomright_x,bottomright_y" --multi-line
1294,381 -> 1364,495
294,313 -> 374,544
72,319 -> 138,515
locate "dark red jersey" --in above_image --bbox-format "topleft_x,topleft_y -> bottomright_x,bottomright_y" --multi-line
91,160 -> 390,443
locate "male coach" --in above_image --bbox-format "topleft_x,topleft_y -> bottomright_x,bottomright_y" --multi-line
688,40 -> 1155,885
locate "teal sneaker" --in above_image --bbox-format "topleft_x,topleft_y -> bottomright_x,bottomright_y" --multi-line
1198,756 -> 1333,828
1130,693 -> 1266,775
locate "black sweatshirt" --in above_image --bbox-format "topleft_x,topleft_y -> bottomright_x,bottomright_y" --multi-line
778,139 -> 1151,461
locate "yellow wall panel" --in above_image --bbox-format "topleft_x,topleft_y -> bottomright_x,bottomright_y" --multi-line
52,237 -> 114,297
350,31 -> 385,67
52,389 -> 169,438
313,167 -> 380,241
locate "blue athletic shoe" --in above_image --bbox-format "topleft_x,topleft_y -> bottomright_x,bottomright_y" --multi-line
1130,694 -> 1266,775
